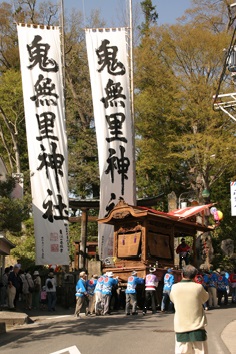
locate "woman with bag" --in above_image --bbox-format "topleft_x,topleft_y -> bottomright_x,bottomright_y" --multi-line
22,269 -> 34,310
32,271 -> 41,310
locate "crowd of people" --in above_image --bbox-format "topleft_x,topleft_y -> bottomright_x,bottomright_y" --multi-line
74,270 -> 119,317
73,266 -> 236,354
1,262 -> 236,319
0,264 -> 57,312
73,265 -> 236,318
192,268 -> 236,309
1,256 -> 235,354
74,269 -> 158,317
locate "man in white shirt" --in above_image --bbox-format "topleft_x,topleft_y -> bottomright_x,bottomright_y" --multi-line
170,265 -> 209,354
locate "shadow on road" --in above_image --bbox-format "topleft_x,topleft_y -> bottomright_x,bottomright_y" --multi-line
0,311 -> 173,349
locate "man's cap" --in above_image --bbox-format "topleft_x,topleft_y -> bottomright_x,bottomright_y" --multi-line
33,271 -> 39,276
107,271 -> 114,277
167,268 -> 173,273
93,274 -> 98,279
132,271 -> 137,276
48,272 -> 54,277
79,271 -> 86,277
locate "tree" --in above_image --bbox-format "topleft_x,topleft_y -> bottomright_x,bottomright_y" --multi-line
135,31 -> 182,198
139,0 -> 158,35
64,9 -> 105,198
134,0 -> 236,268
0,2 -> 102,197
7,218 -> 36,269
0,69 -> 27,173
135,1 -> 236,203
0,1 -> 60,174
0,176 -> 31,232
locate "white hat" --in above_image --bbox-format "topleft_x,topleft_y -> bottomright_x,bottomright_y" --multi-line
107,271 -> 114,277
149,267 -> 156,273
79,271 -> 86,277
33,271 -> 39,276
132,271 -> 137,276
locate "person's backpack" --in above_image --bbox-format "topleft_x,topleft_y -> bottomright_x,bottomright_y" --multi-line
47,280 -> 53,289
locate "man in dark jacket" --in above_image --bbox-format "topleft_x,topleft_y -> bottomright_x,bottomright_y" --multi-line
8,265 -> 22,310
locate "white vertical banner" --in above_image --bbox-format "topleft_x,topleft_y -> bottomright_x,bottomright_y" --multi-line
17,24 -> 69,265
230,181 -> 236,216
85,28 -> 135,260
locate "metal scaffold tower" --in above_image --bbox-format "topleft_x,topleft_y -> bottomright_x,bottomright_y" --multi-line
213,3 -> 236,121
213,91 -> 236,122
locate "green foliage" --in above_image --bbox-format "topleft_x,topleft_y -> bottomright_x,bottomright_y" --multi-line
135,1 -> 236,269
0,176 -> 30,232
135,29 -> 187,198
139,0 -> 158,34
1,0 -> 236,270
135,15 -> 236,203
64,9 -> 103,198
6,218 -> 36,269
0,176 -> 15,197
0,69 -> 27,173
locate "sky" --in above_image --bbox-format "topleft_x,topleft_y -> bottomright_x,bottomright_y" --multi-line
61,0 -> 192,27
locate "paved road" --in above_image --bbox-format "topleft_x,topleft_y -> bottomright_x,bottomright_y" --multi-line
0,306 -> 235,354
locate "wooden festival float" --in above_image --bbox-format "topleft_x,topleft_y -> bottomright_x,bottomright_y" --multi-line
98,199 -> 215,288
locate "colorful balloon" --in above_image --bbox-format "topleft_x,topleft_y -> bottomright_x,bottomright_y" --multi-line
217,210 -> 223,220
213,211 -> 219,221
210,207 -> 217,215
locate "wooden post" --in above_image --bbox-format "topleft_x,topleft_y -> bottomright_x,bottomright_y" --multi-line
168,192 -> 178,268
192,234 -> 197,267
142,220 -> 147,263
79,208 -> 88,269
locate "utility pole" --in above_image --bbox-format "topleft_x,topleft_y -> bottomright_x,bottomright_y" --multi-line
129,0 -> 137,205
60,0 -> 66,89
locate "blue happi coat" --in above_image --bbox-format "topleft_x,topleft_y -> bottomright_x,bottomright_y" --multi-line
163,273 -> 175,291
208,272 -> 218,288
86,278 -> 98,296
217,275 -> 228,291
102,277 -> 118,295
75,278 -> 87,297
94,275 -> 104,293
125,276 -> 144,294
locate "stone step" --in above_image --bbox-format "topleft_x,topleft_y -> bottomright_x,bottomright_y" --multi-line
0,322 -> 6,334
0,311 -> 33,326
